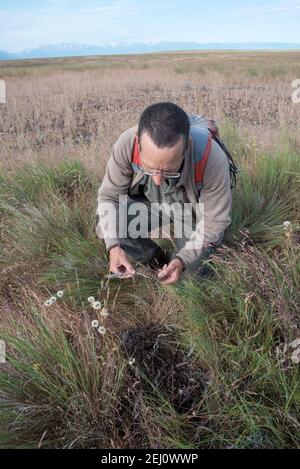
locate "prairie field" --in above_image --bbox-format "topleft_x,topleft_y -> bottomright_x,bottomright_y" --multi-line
0,50 -> 300,448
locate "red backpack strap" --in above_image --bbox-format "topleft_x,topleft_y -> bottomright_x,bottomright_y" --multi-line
193,132 -> 212,187
131,135 -> 142,172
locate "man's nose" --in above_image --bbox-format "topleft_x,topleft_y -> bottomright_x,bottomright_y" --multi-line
152,174 -> 164,186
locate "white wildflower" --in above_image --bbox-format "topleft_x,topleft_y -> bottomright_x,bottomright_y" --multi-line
91,319 -> 99,329
56,290 -> 64,298
88,296 -> 95,303
100,307 -> 109,317
92,301 -> 102,310
44,296 -> 57,306
98,326 -> 106,335
291,348 -> 300,364
128,358 -> 135,366
289,338 -> 300,349
283,221 -> 291,229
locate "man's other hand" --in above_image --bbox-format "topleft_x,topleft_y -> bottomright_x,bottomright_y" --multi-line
157,258 -> 184,284
109,245 -> 135,278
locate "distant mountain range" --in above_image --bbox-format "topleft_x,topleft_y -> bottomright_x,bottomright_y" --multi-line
1,41 -> 300,60
0,50 -> 17,60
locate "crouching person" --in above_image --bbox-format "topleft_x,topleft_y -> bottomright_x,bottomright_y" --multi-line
96,102 -> 233,285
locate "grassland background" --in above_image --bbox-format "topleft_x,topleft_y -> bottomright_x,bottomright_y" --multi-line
0,50 -> 299,448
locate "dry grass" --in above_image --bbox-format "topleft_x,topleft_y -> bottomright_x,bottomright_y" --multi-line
1,50 -> 299,174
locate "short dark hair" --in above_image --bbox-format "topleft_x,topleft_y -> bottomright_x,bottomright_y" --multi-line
138,102 -> 190,150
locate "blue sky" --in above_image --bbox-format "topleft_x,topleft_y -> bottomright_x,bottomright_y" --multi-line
0,0 -> 299,52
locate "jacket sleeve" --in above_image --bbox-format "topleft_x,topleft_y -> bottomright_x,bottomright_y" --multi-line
175,139 -> 232,271
96,131 -> 133,249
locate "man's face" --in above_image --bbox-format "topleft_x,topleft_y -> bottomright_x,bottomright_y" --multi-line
137,131 -> 191,186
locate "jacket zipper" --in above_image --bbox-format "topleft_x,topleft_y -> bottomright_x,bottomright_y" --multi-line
130,171 -> 145,190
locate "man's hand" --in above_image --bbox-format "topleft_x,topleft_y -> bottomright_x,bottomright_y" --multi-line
109,245 -> 135,278
157,258 -> 184,284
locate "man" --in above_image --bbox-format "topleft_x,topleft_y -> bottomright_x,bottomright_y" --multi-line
96,102 -> 232,285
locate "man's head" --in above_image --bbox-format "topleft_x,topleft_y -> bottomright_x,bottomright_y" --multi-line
136,102 -> 192,186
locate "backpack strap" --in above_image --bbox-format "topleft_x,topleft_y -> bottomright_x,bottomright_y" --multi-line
190,127 -> 212,191
131,135 -> 141,173
208,131 -> 239,189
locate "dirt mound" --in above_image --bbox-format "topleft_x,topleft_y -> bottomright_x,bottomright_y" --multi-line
119,322 -> 208,413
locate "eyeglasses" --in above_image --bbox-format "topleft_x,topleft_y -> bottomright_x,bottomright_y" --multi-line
138,147 -> 185,179
137,166 -> 181,178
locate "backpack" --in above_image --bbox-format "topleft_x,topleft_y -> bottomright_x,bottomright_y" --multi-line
131,114 -> 239,191
188,114 -> 239,190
